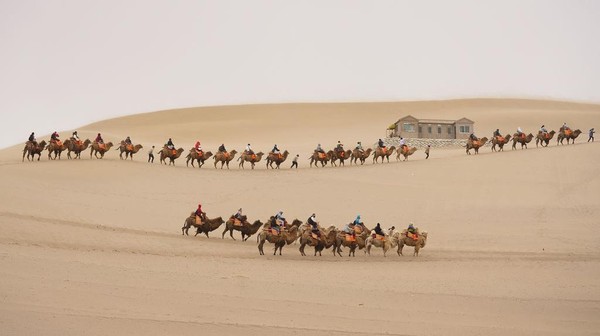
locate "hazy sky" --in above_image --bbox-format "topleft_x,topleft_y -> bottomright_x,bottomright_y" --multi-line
1,0 -> 599,148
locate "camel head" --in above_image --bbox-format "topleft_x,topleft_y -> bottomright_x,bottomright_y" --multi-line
38,140 -> 47,148
204,151 -> 213,159
290,219 -> 303,228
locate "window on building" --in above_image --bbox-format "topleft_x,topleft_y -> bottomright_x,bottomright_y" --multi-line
437,125 -> 442,134
418,126 -> 422,134
459,125 -> 470,133
403,123 -> 415,132
428,126 -> 432,133
448,126 -> 452,134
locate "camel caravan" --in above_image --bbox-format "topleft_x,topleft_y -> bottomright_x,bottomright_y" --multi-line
21,122 -> 593,165
180,208 -> 428,258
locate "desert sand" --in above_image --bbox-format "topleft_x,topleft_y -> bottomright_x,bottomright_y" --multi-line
1,99 -> 599,335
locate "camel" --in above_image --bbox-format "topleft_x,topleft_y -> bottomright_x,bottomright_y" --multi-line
257,225 -> 300,256
238,151 -> 264,169
350,148 -> 372,165
365,231 -> 399,257
397,230 -> 428,256
90,142 -> 114,159
195,216 -> 225,238
330,149 -> 352,167
373,146 -> 396,163
535,130 -> 555,147
490,134 -> 511,152
180,213 -> 224,237
213,150 -> 238,169
395,146 -> 418,161
46,140 -> 67,160
334,223 -> 371,257
465,137 -> 488,155
158,146 -> 184,165
266,150 -> 289,169
221,216 -> 264,241
117,141 -> 143,160
186,150 -> 213,168
65,139 -> 91,159
299,226 -> 338,256
557,128 -> 582,145
512,133 -> 534,150
22,140 -> 47,162
309,151 -> 331,167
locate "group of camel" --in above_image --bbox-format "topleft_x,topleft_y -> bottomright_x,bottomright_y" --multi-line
22,138 -> 136,162
181,212 -> 428,257
466,127 -> 583,155
308,146 -> 419,167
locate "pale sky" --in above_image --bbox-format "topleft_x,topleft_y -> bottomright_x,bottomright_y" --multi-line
1,0 -> 599,148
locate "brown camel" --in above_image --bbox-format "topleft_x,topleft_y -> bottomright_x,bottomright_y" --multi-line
257,225 -> 300,256
397,230 -> 428,256
238,151 -> 264,169
65,139 -> 91,159
535,130 -> 555,147
490,134 -> 511,152
158,146 -> 184,165
512,133 -> 534,150
309,150 -> 332,167
330,149 -> 352,167
186,149 -> 213,168
334,223 -> 371,257
221,216 -> 264,241
350,148 -> 372,165
90,142 -> 114,159
46,140 -> 67,160
180,212 -> 224,237
373,146 -> 396,163
299,225 -> 338,256
557,128 -> 582,145
117,141 -> 143,160
365,231 -> 399,257
213,150 -> 238,169
465,137 -> 488,155
395,146 -> 418,161
22,140 -> 47,162
266,150 -> 289,169
181,212 -> 203,235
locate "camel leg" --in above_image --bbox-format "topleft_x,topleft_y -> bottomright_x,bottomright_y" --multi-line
229,229 -> 236,241
398,243 -> 403,256
299,243 -> 305,256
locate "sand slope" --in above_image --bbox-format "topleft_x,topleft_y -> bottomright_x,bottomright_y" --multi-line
1,99 -> 599,335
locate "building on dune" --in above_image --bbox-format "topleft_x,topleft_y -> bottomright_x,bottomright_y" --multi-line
387,115 -> 474,140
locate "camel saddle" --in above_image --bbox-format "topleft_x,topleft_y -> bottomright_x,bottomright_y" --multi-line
543,133 -> 551,140
269,228 -> 280,236
382,147 -> 387,154
54,140 -> 63,147
519,133 -> 526,140
195,215 -> 202,225
353,226 -> 363,234
223,152 -> 230,159
98,143 -> 106,150
407,232 -> 419,241
339,151 -> 345,158
565,129 -> 573,136
251,154 -> 257,160
375,234 -> 385,241
273,153 -> 282,159
126,144 -> 134,151
472,140 -> 480,147
345,234 -> 356,242
195,149 -> 203,156
318,152 -> 327,159
496,136 -> 505,142
311,232 -> 319,240
232,218 -> 243,226
170,149 -> 177,156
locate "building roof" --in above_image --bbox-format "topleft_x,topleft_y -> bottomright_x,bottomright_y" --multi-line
417,119 -> 456,125
393,115 -> 474,125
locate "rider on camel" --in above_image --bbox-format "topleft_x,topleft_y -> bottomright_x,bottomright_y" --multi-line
335,141 -> 344,153
125,136 -> 132,145
469,133 -> 478,142
272,144 -> 280,155
195,203 -> 205,222
355,141 -> 364,153
307,213 -> 320,237
51,131 -> 60,144
71,131 -> 80,143
218,144 -> 227,153
245,144 -> 254,155
373,223 -> 385,237
315,143 -> 325,154
234,208 -> 243,221
194,141 -> 202,153
540,125 -> 548,134
28,132 -> 37,146
493,129 -> 501,138
95,133 -> 104,144
166,138 -> 174,150
271,211 -> 286,232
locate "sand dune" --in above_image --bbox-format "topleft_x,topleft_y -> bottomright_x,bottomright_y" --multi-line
1,99 -> 599,335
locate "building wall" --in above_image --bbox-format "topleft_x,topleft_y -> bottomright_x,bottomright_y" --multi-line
455,122 -> 473,140
392,117 -> 474,140
417,123 -> 455,140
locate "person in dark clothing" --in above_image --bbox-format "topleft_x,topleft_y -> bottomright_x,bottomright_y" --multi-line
51,131 -> 60,143
148,145 -> 155,163
315,144 -> 325,153
307,213 -> 320,236
469,133 -> 478,141
493,129 -> 501,138
95,133 -> 104,144
218,144 -> 226,153
166,138 -> 174,149
125,136 -> 132,145
271,144 -> 280,154
195,203 -> 205,222
589,128 -> 595,142
378,139 -> 386,149
28,132 -> 37,146
425,145 -> 430,159
291,154 -> 299,169
373,223 -> 385,236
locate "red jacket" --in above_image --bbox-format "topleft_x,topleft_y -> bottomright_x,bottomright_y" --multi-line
195,205 -> 202,216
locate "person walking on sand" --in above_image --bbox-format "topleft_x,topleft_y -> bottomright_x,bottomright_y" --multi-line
425,145 -> 430,159
291,154 -> 299,169
148,145 -> 155,163
589,128 -> 595,142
